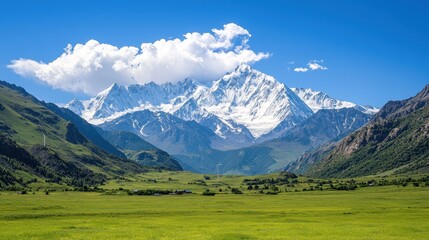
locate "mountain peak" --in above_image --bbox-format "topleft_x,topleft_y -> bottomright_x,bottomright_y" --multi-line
291,87 -> 321,95
291,87 -> 378,114
179,78 -> 200,89
416,84 -> 429,100
375,84 -> 429,120
146,81 -> 158,87
234,63 -> 252,73
181,78 -> 196,84
65,98 -> 85,115
108,82 -> 120,90
97,82 -> 122,98
220,63 -> 277,88
67,98 -> 80,105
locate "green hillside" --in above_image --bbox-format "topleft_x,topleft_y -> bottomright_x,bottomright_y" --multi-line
98,130 -> 183,171
304,85 -> 429,178
0,80 -> 144,189
45,103 -> 126,159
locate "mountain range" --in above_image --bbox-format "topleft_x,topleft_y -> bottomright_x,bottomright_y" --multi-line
285,84 -> 429,177
67,64 -> 314,149
2,63 -> 427,179
1,59 -> 427,187
66,64 -> 377,174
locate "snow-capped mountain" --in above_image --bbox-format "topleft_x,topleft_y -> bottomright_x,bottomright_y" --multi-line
66,64 -> 379,155
66,78 -> 200,124
65,64 -> 380,174
291,88 -> 379,114
65,99 -> 85,115
193,64 -> 313,137
173,98 -> 254,149
66,64 -> 313,148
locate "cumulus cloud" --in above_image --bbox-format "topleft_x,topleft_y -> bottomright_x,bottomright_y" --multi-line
294,60 -> 327,73
8,23 -> 269,95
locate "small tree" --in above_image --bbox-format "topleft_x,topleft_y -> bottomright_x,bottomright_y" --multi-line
202,189 -> 215,196
231,188 -> 243,194
271,185 -> 279,192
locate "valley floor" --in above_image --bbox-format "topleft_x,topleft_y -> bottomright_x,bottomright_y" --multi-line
0,186 -> 428,239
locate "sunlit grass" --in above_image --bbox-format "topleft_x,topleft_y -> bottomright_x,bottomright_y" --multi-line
1,175 -> 428,239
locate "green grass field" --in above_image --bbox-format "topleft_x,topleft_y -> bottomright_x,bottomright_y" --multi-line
1,171 -> 428,239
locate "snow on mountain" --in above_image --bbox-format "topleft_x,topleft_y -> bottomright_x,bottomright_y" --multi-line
65,99 -> 84,115
193,64 -> 313,137
291,88 -> 379,115
67,64 -> 313,142
64,64 -> 382,174
99,109 -> 216,154
67,79 -> 200,124
173,98 -> 210,122
172,98 -> 254,149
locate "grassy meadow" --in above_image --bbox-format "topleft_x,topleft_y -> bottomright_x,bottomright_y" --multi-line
0,171 -> 428,239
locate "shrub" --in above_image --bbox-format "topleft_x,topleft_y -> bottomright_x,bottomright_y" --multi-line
266,191 -> 278,195
231,188 -> 243,194
202,189 -> 216,196
188,180 -> 207,186
128,189 -> 173,196
334,184 -> 357,191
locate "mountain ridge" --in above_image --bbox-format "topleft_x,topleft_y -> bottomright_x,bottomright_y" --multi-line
97,130 -> 182,171
67,64 -> 375,149
173,107 -> 371,175
291,87 -> 379,114
66,64 -> 315,138
0,80 -> 146,188
291,84 -> 429,178
64,64 -> 378,174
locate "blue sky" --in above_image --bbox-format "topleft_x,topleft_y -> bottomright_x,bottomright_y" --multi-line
0,0 -> 428,107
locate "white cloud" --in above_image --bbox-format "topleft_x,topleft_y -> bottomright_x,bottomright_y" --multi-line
8,23 -> 269,95
293,67 -> 309,72
294,60 -> 328,73
308,60 -> 328,71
